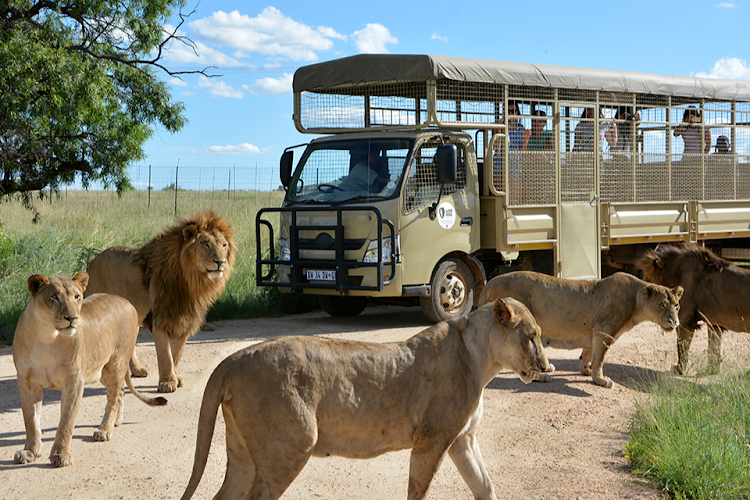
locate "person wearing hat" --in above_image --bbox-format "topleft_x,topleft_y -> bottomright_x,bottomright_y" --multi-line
714,135 -> 731,154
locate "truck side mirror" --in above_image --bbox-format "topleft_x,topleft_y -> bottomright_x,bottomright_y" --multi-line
436,144 -> 457,184
280,150 -> 293,188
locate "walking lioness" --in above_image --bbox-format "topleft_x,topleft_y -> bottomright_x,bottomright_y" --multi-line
479,271 -> 683,388
13,273 -> 167,467
180,298 -> 548,500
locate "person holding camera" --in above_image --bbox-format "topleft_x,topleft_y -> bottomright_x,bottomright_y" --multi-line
573,107 -> 617,153
674,106 -> 711,159
611,106 -> 640,155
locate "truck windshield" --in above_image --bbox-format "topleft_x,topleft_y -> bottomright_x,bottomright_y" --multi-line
287,139 -> 412,204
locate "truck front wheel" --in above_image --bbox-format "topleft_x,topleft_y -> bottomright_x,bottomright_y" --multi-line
318,295 -> 368,317
419,258 -> 474,323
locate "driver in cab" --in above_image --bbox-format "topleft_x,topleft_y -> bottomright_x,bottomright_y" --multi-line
338,146 -> 389,192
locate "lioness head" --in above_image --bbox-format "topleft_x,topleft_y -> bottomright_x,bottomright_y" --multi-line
642,284 -> 683,332
27,272 -> 89,337
181,216 -> 235,281
492,298 -> 549,383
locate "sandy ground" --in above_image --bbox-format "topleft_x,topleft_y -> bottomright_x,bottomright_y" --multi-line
1,305 -> 749,500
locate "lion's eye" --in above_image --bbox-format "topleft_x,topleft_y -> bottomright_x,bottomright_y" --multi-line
50,295 -> 58,302
659,304 -> 665,310
75,294 -> 81,300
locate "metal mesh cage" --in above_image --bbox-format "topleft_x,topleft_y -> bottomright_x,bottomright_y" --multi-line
296,63 -> 750,206
405,141 -> 468,212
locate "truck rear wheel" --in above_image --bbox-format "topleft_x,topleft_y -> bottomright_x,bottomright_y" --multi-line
318,295 -> 368,317
419,258 -> 474,323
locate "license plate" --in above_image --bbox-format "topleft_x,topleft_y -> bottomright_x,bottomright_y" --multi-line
307,270 -> 336,281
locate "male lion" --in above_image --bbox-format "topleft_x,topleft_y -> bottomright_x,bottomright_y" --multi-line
13,272 -> 167,468
478,271 -> 683,388
638,243 -> 750,374
86,210 -> 235,393
180,298 -> 548,500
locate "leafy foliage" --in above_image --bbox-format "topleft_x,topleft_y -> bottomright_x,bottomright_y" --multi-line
0,1 -> 205,206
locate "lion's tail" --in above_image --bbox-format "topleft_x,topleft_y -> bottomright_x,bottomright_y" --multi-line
180,358 -> 229,500
124,372 -> 168,407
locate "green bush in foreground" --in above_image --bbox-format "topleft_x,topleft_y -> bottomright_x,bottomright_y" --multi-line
625,372 -> 750,500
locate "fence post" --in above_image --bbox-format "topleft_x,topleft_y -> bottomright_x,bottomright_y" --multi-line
148,165 -> 152,209
174,160 -> 180,215
228,171 -> 231,200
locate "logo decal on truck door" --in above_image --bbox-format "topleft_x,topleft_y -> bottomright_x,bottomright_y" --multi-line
437,201 -> 456,229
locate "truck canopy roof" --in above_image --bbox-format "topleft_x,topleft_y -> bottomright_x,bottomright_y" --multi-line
294,54 -> 750,102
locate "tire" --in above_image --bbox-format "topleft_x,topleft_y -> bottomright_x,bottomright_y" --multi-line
318,295 -> 368,317
419,258 -> 474,323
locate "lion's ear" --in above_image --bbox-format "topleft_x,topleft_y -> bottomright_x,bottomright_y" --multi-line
493,298 -> 517,327
672,286 -> 684,300
182,223 -> 198,242
654,257 -> 664,270
27,274 -> 49,296
73,271 -> 89,293
643,284 -> 659,299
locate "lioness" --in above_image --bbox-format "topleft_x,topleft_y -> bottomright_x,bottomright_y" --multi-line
180,299 -> 548,500
13,272 -> 167,468
478,271 -> 683,388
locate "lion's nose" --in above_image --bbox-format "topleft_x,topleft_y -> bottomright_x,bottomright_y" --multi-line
64,314 -> 78,323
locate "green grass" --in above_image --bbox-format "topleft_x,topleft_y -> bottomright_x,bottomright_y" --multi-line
0,189 -> 319,344
625,371 -> 750,500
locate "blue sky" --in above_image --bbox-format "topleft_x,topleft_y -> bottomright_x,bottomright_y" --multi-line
145,0 -> 750,182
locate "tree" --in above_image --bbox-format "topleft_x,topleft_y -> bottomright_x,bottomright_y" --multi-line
0,1 -> 208,206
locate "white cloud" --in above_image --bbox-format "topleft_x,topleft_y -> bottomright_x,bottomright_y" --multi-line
163,25 -> 245,66
431,32 -> 448,42
197,77 -> 245,98
204,143 -> 263,155
245,73 -> 293,95
717,2 -> 736,7
695,57 -> 750,80
351,24 -> 398,54
189,8 -> 344,61
169,77 -> 188,87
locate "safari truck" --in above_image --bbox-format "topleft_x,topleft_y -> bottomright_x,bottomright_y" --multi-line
256,54 -> 750,322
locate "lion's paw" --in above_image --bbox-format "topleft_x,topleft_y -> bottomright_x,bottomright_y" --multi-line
158,380 -> 179,393
200,321 -> 215,332
580,364 -> 592,376
177,376 -> 184,388
594,377 -> 614,389
14,449 -> 38,464
544,362 -> 556,373
130,366 -> 149,378
93,430 -> 111,442
50,451 -> 73,468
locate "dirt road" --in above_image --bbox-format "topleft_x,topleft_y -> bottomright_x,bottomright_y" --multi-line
2,305 -> 747,499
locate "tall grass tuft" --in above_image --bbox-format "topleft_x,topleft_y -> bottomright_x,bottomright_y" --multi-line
625,371 -> 750,500
0,189 -> 317,344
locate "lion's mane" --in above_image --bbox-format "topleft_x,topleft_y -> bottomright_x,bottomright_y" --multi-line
138,210 -> 235,339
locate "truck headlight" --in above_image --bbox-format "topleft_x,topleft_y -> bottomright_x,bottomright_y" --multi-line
277,238 -> 291,261
363,238 -> 392,263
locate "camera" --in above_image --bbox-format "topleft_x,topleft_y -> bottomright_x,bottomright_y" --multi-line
626,113 -> 638,121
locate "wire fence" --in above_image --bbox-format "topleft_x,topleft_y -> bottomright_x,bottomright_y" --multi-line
40,163 -> 285,215
126,163 -> 280,192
